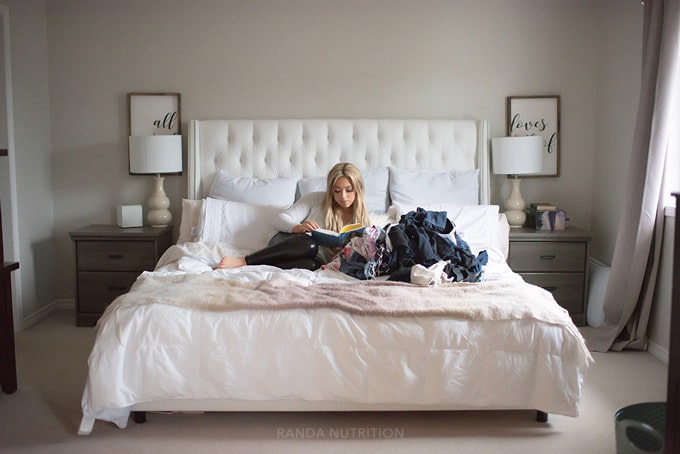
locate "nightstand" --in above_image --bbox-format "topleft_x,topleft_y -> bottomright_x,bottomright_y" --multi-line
508,227 -> 591,326
69,224 -> 173,327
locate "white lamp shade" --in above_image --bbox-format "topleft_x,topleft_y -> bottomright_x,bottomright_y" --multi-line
491,135 -> 544,175
129,135 -> 183,174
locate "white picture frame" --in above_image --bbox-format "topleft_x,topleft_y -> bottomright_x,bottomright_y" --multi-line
128,92 -> 181,137
127,92 -> 181,175
506,95 -> 560,177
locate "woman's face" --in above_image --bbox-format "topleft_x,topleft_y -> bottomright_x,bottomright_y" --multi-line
332,176 -> 356,209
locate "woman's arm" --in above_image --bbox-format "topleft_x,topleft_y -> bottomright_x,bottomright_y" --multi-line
275,192 -> 326,233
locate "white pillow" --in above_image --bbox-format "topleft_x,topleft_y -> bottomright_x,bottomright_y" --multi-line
177,199 -> 204,244
197,197 -> 283,253
389,167 -> 479,206
296,176 -> 325,197
394,203 -> 506,263
297,167 -> 390,213
363,167 -> 390,212
209,171 -> 297,207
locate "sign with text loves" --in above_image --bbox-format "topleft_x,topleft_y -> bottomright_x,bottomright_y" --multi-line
507,96 -> 560,177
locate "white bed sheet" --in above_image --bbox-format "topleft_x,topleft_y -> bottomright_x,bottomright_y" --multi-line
81,243 -> 591,429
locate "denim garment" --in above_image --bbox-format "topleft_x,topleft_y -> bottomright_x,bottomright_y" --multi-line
390,208 -> 488,283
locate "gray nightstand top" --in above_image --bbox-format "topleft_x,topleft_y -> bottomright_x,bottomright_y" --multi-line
509,226 -> 591,241
70,224 -> 173,240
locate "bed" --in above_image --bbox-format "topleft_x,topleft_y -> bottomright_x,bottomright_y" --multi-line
78,119 -> 592,435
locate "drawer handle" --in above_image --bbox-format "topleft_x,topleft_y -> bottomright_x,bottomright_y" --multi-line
543,286 -> 557,292
108,253 -> 124,260
107,285 -> 128,292
540,255 -> 556,261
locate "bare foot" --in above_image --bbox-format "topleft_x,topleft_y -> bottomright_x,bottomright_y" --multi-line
214,256 -> 247,269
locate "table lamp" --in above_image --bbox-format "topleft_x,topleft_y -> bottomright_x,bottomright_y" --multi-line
491,135 -> 544,228
129,135 -> 182,227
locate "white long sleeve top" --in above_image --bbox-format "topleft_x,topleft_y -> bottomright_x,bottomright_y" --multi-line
275,192 -> 327,233
274,192 -> 336,263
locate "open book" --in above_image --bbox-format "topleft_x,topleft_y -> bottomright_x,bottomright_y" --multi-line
309,223 -> 365,248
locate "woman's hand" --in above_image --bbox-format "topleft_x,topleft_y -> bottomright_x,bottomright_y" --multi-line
292,220 -> 319,234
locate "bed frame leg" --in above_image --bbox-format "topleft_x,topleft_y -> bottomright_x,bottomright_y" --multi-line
536,410 -> 549,422
132,411 -> 147,424
78,416 -> 95,435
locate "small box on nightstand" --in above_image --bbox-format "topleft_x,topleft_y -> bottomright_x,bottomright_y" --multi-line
526,209 -> 567,231
117,205 -> 143,228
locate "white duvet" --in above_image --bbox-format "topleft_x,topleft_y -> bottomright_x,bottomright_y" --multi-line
81,242 -> 592,430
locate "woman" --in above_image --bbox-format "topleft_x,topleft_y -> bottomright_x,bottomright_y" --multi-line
215,162 -> 370,270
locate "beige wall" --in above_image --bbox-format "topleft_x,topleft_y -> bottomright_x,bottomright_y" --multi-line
46,0 -> 614,299
0,0 -> 55,325
2,1 -> 650,327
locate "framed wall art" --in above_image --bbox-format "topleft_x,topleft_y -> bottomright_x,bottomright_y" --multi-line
127,92 -> 181,175
506,95 -> 560,177
128,92 -> 181,137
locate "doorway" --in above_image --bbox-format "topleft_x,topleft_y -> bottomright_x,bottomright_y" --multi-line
0,5 -> 21,329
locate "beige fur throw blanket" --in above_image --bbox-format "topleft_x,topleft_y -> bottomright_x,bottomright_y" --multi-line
107,272 -> 577,329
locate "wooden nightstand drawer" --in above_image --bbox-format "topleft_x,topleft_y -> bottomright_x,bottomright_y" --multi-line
76,240 -> 156,271
519,273 -> 585,314
508,241 -> 586,273
77,271 -> 140,313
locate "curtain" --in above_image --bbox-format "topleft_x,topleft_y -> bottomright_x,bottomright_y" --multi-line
583,0 -> 680,352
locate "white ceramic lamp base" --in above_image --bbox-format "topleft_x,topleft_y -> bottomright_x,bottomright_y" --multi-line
147,176 -> 172,228
504,178 -> 527,228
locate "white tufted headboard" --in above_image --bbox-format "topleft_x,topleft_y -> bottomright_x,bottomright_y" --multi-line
188,119 -> 490,204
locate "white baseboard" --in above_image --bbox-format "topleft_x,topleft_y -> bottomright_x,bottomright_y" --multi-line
647,340 -> 669,364
20,299 -> 74,330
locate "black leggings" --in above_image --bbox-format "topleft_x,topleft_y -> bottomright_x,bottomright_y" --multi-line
245,233 -> 322,270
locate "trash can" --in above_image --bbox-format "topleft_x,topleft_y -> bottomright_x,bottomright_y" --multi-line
615,402 -> 665,454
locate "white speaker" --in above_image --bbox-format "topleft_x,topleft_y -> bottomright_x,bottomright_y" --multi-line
117,205 -> 143,228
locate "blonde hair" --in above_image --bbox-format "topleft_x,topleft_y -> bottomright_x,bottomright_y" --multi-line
324,162 -> 370,232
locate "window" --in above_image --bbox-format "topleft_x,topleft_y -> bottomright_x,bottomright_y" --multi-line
663,34 -> 680,211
